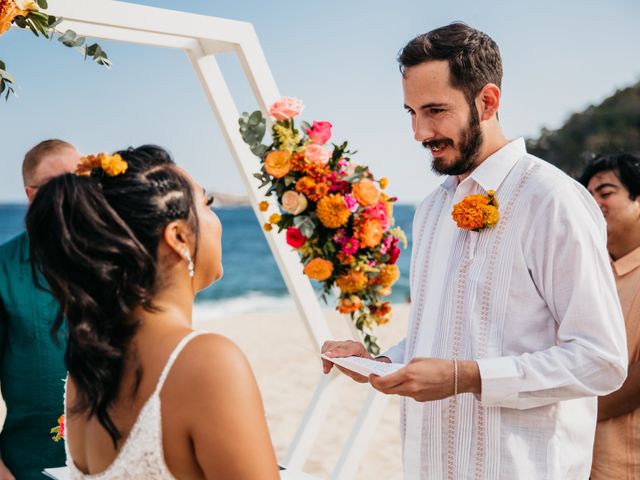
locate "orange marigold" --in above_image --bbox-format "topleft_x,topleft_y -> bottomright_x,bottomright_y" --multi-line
352,178 -> 380,206
263,223 -> 273,232
336,270 -> 368,294
316,193 -> 351,228
336,252 -> 355,265
0,0 -> 27,35
371,302 -> 392,326
451,193 -> 499,230
337,295 -> 362,314
258,201 -> 269,212
376,264 -> 400,287
101,153 -> 128,177
264,150 -> 292,178
357,218 -> 384,248
303,258 -> 334,281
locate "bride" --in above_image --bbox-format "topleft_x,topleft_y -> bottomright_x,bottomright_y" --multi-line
26,145 -> 280,479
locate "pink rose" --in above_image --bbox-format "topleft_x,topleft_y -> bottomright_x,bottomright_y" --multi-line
269,97 -> 304,121
286,227 -> 307,249
305,144 -> 331,164
306,121 -> 332,144
344,194 -> 359,212
280,190 -> 308,215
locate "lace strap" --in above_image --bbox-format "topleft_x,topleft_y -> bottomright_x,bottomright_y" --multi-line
154,331 -> 207,394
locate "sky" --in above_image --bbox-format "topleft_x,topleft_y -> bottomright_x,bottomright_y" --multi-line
0,0 -> 638,204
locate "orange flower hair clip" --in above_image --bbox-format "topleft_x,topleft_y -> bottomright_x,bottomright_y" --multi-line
76,152 -> 128,177
451,189 -> 499,231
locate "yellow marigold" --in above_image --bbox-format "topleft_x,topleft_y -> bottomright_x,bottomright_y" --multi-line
357,218 -> 384,248
337,295 -> 362,314
336,270 -> 368,294
259,201 -> 269,212
0,0 -> 27,35
316,193 -> 351,228
379,177 -> 388,189
101,153 -> 128,177
451,192 -> 499,231
263,223 -> 273,232
269,213 -> 282,224
76,153 -> 127,177
303,258 -> 334,281
376,264 -> 400,288
264,150 -> 292,179
352,178 -> 380,206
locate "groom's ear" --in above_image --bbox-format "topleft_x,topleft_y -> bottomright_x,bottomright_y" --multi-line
162,219 -> 193,258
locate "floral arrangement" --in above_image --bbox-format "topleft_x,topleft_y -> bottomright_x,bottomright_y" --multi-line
451,190 -> 499,231
76,152 -> 128,177
50,414 -> 64,442
0,0 -> 110,100
239,97 -> 406,354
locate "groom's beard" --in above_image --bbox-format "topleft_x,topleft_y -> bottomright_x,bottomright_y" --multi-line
425,105 -> 484,177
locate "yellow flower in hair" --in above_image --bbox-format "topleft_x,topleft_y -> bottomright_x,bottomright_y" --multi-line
76,153 -> 128,177
101,153 -> 128,177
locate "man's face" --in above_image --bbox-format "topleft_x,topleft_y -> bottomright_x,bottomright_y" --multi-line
402,60 -> 483,176
587,170 -> 640,243
26,147 -> 81,203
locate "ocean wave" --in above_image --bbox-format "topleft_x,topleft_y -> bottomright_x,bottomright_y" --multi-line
194,292 -> 296,319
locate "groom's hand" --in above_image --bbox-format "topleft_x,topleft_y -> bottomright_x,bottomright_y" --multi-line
369,357 -> 481,402
321,340 -> 389,383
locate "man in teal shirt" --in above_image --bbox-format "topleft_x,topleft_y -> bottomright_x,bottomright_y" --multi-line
0,140 -> 80,480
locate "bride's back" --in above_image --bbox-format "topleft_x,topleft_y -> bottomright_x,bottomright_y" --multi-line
27,145 -> 279,479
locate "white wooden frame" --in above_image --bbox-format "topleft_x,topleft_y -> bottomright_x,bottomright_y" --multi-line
42,1 -> 389,477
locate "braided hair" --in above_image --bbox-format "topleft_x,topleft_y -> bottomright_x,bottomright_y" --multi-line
26,145 -> 198,446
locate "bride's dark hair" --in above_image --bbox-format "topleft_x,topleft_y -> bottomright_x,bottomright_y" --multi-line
26,145 -> 198,446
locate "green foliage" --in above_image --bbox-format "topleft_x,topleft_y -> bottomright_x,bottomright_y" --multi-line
526,81 -> 640,177
2,7 -> 111,102
239,110 -> 267,148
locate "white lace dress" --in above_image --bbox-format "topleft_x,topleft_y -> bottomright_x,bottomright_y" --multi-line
65,331 -> 206,479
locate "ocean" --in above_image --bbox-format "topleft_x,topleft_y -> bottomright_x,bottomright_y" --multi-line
0,204 -> 415,316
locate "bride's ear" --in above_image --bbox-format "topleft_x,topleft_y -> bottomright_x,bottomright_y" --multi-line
162,220 -> 193,258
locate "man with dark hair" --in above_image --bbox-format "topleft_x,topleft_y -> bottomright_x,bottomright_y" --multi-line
580,152 -> 640,479
322,23 -> 627,478
0,140 -> 80,479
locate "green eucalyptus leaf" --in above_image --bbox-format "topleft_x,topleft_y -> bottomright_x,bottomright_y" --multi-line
248,110 -> 263,126
37,0 -> 48,8
47,15 -> 61,28
300,121 -> 311,134
13,15 -> 27,28
250,144 -> 268,158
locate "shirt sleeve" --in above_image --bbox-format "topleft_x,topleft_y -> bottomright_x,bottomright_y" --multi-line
381,338 -> 406,363
476,181 -> 628,409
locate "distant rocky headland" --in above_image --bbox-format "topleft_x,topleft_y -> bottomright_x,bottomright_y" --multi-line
210,192 -> 251,208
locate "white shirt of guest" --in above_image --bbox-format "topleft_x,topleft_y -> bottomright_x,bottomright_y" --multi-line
384,138 -> 627,479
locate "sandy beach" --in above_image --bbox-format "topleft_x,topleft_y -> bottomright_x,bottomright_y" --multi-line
0,303 -> 409,479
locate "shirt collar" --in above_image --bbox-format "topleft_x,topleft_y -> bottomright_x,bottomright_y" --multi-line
440,138 -> 526,196
612,245 -> 640,277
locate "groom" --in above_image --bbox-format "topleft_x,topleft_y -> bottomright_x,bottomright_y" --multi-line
322,23 -> 628,479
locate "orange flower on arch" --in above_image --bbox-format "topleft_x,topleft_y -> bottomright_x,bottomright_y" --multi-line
264,150 -> 292,178
303,258 -> 334,281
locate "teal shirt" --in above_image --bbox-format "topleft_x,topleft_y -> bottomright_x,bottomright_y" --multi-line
0,232 -> 66,479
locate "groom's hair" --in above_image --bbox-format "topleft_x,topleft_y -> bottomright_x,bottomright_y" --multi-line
579,152 -> 640,200
398,22 -> 503,106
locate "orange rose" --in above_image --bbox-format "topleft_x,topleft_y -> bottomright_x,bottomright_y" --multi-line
352,178 -> 380,206
337,295 -> 362,314
357,218 -> 384,248
336,270 -> 368,294
316,194 -> 351,228
303,258 -> 334,281
0,0 -> 27,35
264,150 -> 292,179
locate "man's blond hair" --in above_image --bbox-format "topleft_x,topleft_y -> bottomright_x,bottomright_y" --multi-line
22,139 -> 75,186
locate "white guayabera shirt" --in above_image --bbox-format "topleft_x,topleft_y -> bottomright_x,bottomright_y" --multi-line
384,138 -> 628,480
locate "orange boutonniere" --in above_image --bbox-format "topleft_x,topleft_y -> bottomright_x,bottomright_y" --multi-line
452,189 -> 499,231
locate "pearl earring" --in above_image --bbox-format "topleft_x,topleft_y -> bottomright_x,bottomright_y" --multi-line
183,250 -> 195,278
